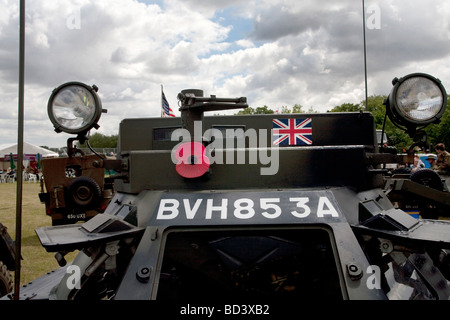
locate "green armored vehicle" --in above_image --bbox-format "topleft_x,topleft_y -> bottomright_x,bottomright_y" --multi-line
7,73 -> 450,301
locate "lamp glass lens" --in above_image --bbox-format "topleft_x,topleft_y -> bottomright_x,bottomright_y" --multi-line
395,77 -> 443,121
51,85 -> 97,131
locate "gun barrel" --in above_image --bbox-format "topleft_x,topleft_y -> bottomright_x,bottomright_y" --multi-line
194,96 -> 247,104
178,92 -> 247,109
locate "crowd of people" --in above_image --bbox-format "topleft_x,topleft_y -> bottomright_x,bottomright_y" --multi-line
409,143 -> 450,175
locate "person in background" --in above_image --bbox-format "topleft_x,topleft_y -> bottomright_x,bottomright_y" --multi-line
427,155 -> 437,169
434,143 -> 450,174
410,155 -> 425,172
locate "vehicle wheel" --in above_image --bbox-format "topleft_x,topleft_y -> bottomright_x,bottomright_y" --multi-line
67,176 -> 102,209
0,261 -> 12,297
410,169 -> 444,191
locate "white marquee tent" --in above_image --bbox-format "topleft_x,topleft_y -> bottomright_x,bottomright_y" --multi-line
0,142 -> 58,158
0,142 -> 58,170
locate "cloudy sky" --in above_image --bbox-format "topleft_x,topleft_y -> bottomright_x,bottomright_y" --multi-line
1,0 -> 449,148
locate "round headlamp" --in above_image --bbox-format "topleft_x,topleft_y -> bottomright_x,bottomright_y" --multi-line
386,73 -> 447,129
48,82 -> 104,134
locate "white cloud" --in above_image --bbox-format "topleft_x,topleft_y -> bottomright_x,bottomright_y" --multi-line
235,39 -> 254,48
1,0 -> 449,148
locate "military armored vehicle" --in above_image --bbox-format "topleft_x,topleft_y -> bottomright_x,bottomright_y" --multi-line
7,72 -> 450,301
38,82 -> 114,225
0,222 -> 15,297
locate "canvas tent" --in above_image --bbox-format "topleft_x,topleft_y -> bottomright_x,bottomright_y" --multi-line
0,142 -> 58,171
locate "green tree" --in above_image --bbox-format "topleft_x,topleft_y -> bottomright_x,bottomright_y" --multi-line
236,105 -> 274,115
235,106 -> 255,115
328,95 -> 414,152
328,103 -> 362,113
292,104 -> 305,114
255,105 -> 274,114
366,95 -> 414,151
78,132 -> 118,148
279,106 -> 291,113
240,104 -> 309,115
306,106 -> 317,114
425,97 -> 450,150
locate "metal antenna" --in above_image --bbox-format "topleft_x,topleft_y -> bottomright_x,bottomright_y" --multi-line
362,0 -> 369,110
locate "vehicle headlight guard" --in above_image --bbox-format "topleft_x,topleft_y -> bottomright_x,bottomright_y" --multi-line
385,73 -> 447,135
48,82 -> 105,135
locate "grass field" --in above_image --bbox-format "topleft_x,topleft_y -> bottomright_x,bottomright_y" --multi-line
0,182 -> 76,286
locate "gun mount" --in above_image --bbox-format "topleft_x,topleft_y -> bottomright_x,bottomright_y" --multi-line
178,89 -> 248,139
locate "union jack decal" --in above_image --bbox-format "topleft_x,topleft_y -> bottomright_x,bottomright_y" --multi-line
272,118 -> 313,146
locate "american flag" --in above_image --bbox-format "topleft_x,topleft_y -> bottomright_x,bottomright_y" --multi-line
161,86 -> 175,117
273,118 -> 313,146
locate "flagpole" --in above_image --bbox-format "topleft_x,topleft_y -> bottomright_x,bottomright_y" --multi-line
15,0 -> 25,300
362,0 -> 368,110
160,84 -> 163,117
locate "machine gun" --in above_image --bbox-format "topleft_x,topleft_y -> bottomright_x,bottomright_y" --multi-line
174,90 -> 248,178
177,89 -> 248,130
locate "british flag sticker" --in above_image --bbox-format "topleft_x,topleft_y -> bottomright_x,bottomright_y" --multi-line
272,118 -> 313,146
